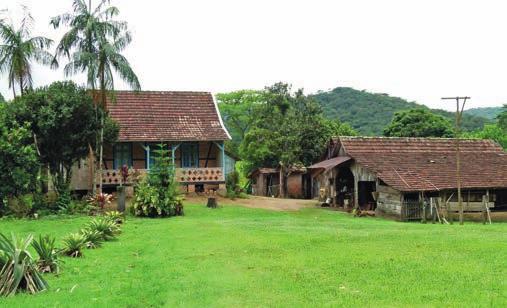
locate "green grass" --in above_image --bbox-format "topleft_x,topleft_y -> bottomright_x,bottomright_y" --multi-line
0,204 -> 506,307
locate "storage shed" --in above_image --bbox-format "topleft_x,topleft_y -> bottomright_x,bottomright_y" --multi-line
308,137 -> 507,220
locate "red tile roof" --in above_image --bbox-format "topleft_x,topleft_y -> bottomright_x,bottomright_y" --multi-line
337,137 -> 507,192
105,91 -> 231,142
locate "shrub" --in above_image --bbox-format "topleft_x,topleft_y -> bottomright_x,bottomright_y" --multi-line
58,200 -> 92,215
104,211 -> 124,225
0,233 -> 48,296
80,229 -> 103,249
31,235 -> 61,274
87,193 -> 113,211
85,218 -> 120,241
6,195 -> 33,218
32,192 -> 59,215
132,144 -> 183,217
226,171 -> 241,199
61,233 -> 85,258
56,189 -> 72,213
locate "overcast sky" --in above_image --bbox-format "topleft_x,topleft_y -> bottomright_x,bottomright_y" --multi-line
1,0 -> 507,110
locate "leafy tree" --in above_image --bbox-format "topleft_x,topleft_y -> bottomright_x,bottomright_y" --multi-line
498,104 -> 507,132
217,90 -> 265,157
240,83 -> 353,197
0,105 -> 39,210
0,7 -> 53,97
0,92 -> 5,103
384,109 -> 454,137
463,124 -> 507,149
312,87 -> 489,135
6,81 -> 100,194
51,0 -> 140,193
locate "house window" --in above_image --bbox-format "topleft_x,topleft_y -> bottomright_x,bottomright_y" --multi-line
181,143 -> 199,168
113,143 -> 132,169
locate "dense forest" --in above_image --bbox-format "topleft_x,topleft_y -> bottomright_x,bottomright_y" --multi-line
464,106 -> 503,120
311,87 -> 492,135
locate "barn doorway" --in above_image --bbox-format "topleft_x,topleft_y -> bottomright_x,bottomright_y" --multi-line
358,181 -> 376,210
335,167 -> 354,207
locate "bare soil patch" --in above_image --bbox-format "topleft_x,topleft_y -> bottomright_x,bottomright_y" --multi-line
184,195 -> 317,211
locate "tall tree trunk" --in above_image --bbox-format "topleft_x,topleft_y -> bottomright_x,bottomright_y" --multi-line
19,76 -> 24,96
98,117 -> 104,193
11,80 -> 16,98
98,62 -> 106,193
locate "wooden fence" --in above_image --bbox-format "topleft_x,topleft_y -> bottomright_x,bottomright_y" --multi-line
401,200 -> 424,221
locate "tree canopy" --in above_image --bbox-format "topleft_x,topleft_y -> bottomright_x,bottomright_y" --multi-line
6,81 -> 101,193
0,104 -> 39,201
0,7 -> 53,96
498,104 -> 507,132
312,87 -> 490,135
383,109 -> 454,138
463,124 -> 507,150
219,84 -> 356,174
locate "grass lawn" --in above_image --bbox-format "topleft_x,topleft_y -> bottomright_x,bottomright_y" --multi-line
0,204 -> 506,307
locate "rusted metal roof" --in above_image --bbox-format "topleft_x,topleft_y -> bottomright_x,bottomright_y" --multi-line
105,91 -> 231,142
308,156 -> 351,171
337,137 -> 507,192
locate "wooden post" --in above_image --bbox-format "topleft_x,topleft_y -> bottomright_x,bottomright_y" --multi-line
482,195 -> 487,225
442,96 -> 469,225
353,170 -> 359,210
431,198 -> 436,224
420,192 -> 427,224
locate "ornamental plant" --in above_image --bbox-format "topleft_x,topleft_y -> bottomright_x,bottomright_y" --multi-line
132,144 -> 183,217
61,233 -> 85,258
0,233 -> 48,296
31,235 -> 61,274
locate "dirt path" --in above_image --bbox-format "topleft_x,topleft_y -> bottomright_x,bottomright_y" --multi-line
184,195 -> 317,211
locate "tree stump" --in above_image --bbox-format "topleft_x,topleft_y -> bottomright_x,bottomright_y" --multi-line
207,197 -> 217,208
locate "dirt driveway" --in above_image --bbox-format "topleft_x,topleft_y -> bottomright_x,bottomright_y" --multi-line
184,195 -> 317,211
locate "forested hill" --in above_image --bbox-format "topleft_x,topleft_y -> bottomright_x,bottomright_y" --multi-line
311,87 -> 490,135
464,106 -> 503,120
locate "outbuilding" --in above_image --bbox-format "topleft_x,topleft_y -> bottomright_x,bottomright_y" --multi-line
308,137 -> 507,220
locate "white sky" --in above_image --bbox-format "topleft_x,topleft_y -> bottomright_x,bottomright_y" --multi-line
1,0 -> 507,111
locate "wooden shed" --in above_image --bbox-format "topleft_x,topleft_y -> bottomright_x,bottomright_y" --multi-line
308,137 -> 507,220
249,167 -> 310,199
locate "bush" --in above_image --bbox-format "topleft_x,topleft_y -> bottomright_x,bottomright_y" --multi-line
86,193 -> 113,212
226,171 -> 241,199
61,233 -> 85,258
0,233 -> 48,296
80,229 -> 103,249
85,218 -> 120,241
132,144 -> 183,217
6,195 -> 33,218
104,211 -> 124,225
32,192 -> 59,215
31,235 -> 61,274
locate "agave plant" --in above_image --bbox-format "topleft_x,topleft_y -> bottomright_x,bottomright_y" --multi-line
80,229 -> 103,249
61,233 -> 85,258
0,233 -> 48,296
31,235 -> 61,274
86,218 -> 121,241
104,211 -> 124,225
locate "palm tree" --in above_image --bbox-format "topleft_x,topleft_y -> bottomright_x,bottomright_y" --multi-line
0,7 -> 53,97
52,0 -> 140,193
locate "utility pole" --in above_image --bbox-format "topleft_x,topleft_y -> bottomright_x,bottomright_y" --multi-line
441,96 -> 470,225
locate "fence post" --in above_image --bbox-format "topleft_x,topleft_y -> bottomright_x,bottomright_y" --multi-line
421,200 -> 427,224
